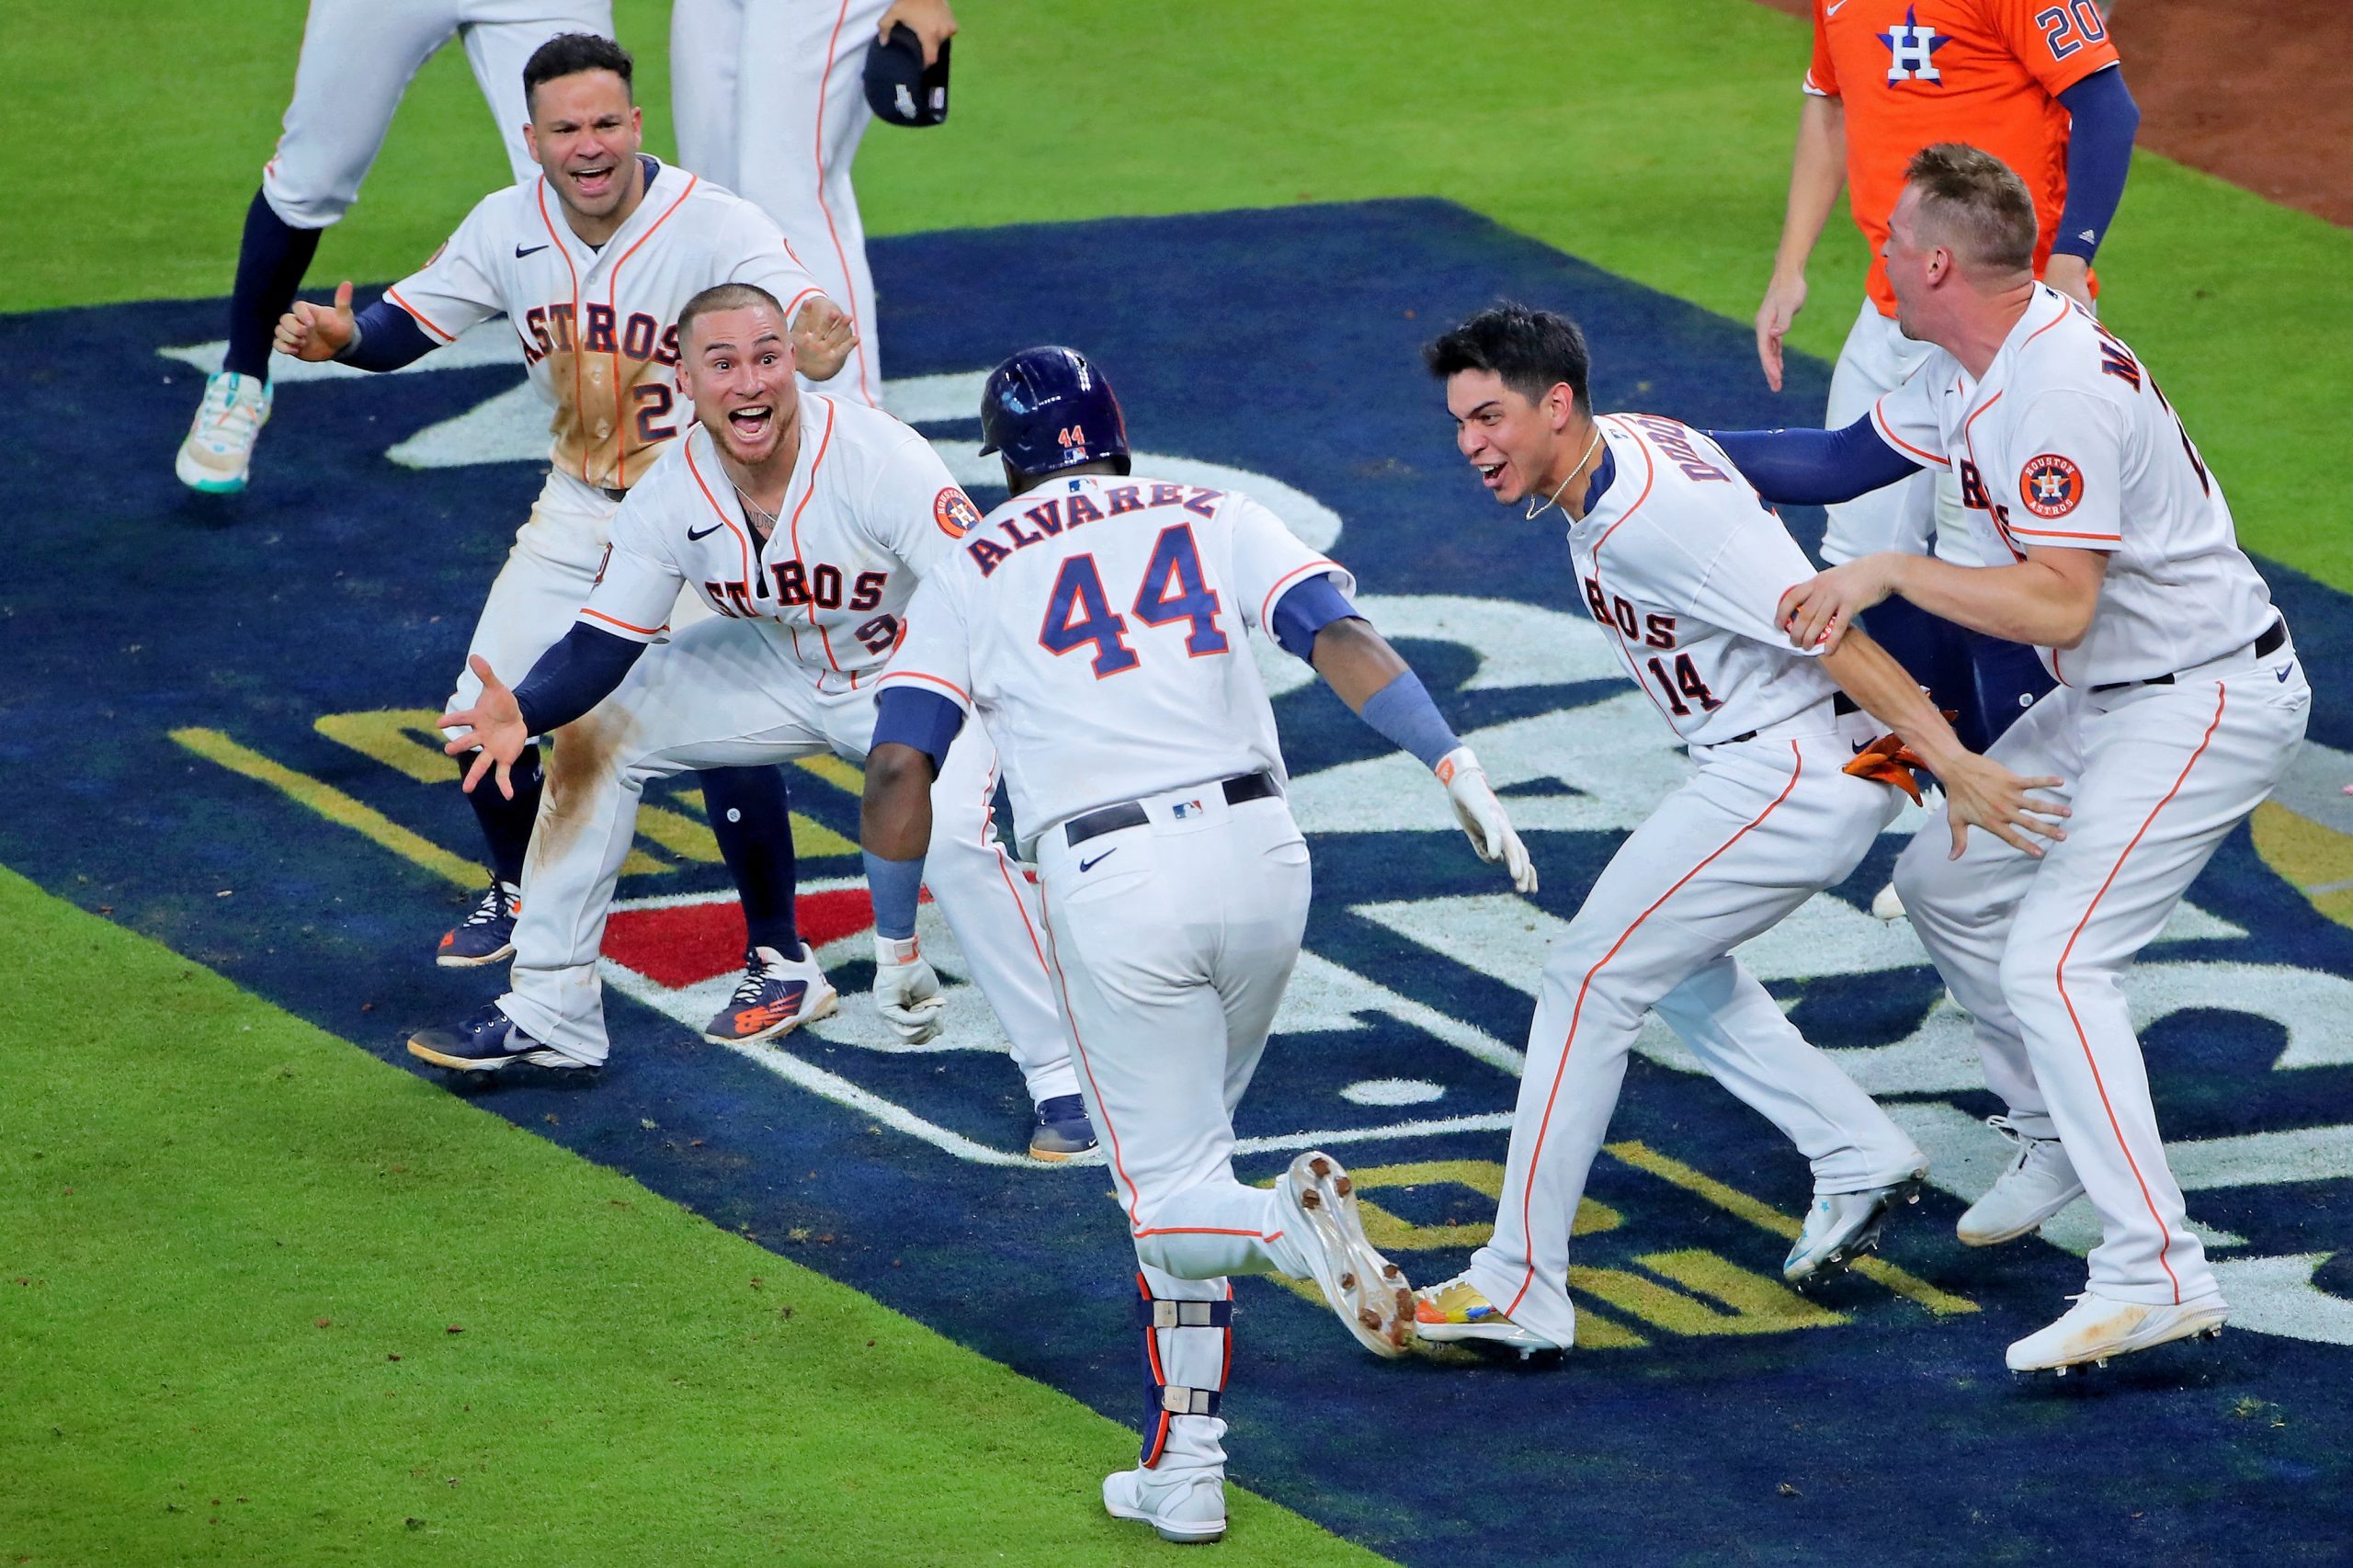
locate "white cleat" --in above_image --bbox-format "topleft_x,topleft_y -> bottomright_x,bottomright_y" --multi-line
1869,881 -> 1907,921
1784,1162 -> 1927,1284
176,369 -> 272,494
2006,1291 -> 2229,1374
1956,1116 -> 2086,1246
1104,1466 -> 1226,1544
1412,1273 -> 1566,1359
1275,1150 -> 1413,1358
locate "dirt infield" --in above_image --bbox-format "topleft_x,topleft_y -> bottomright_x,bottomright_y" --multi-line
1749,0 -> 2353,227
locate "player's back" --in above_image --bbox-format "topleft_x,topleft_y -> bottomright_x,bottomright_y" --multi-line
904,472 -> 1346,843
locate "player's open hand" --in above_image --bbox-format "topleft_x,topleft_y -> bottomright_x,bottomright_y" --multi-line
792,297 -> 858,381
1938,752 -> 2070,860
871,933 -> 948,1043
1778,557 -> 1896,654
1437,746 -> 1538,894
878,0 -> 958,65
439,655 -> 532,799
275,279 -> 357,363
1755,270 -> 1808,392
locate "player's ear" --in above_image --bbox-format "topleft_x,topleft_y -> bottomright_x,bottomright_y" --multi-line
1548,382 -> 1575,433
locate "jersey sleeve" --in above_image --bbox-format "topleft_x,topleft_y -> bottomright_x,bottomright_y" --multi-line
576,492 -> 688,643
720,199 -> 825,324
863,430 -> 975,581
381,195 -> 507,347
875,572 -> 976,713
1869,363 -> 1953,469
1222,494 -> 1356,634
1987,0 -> 2121,97
1804,0 -> 1839,96
2002,388 -> 2124,552
1684,517 -> 1836,659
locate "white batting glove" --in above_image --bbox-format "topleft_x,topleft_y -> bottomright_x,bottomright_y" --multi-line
871,934 -> 948,1044
1437,745 -> 1538,894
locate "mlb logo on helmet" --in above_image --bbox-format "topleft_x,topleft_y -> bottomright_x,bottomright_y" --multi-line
2018,453 -> 2085,518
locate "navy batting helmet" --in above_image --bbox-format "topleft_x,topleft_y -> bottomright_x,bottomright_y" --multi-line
977,347 -> 1131,478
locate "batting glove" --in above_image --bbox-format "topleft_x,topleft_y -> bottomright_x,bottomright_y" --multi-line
1437,745 -> 1538,894
872,933 -> 948,1044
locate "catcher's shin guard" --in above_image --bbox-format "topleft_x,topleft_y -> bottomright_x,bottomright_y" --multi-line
1134,1272 -> 1233,1470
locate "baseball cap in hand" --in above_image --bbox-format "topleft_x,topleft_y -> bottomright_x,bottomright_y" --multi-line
864,26 -> 949,127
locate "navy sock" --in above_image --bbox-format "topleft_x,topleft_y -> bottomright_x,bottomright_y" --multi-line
224,189 -> 323,382
464,746 -> 545,889
701,766 -> 801,955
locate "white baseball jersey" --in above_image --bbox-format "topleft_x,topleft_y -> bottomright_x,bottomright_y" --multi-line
1871,284 -> 2279,687
878,472 -> 1351,836
385,156 -> 823,491
583,395 -> 972,687
1572,414 -> 1839,746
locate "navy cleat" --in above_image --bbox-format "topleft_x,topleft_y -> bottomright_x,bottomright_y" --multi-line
437,880 -> 520,968
701,944 -> 839,1045
1028,1093 -> 1098,1162
406,1002 -> 595,1073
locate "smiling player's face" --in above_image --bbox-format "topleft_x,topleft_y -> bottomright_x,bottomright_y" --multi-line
1445,369 -> 1568,506
679,305 -> 801,468
525,71 -> 643,224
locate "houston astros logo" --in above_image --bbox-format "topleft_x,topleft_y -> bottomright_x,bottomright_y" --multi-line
933,486 -> 983,538
2018,453 -> 2084,518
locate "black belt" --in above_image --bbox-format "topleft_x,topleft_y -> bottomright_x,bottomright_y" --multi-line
1726,692 -> 1859,745
2092,618 -> 2285,694
1063,772 -> 1279,847
599,485 -> 628,503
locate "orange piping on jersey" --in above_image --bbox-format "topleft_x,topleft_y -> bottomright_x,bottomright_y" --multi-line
811,0 -> 872,406
880,670 -> 970,706
1256,559 -> 1344,633
579,608 -> 668,637
2021,292 -> 2074,349
1586,419 -> 1678,732
1870,397 -> 1951,468
2051,685 -> 2227,1307
1504,742 -> 1804,1321
785,397 -> 842,670
2009,526 -> 2121,541
683,434 -> 755,586
536,180 -> 585,483
605,169 -> 699,488
385,286 -> 455,344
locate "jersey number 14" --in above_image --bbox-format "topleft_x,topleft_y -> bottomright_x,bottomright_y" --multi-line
1039,525 -> 1231,676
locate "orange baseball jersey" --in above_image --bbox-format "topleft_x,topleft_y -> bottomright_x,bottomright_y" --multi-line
1806,0 -> 2120,314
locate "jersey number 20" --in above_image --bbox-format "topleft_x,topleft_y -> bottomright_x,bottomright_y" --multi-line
1039,525 -> 1230,677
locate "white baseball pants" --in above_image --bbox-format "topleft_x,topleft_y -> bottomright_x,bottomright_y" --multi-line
670,0 -> 889,406
1894,642 -> 2309,1305
497,615 -> 1078,1103
1464,709 -> 1926,1349
1822,298 -> 1971,567
1033,786 -> 1319,1476
262,0 -> 611,229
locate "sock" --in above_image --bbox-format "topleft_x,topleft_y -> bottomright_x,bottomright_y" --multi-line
464,746 -> 545,889
701,766 -> 800,955
224,189 -> 324,382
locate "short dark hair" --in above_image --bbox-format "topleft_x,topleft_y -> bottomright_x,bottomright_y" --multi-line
678,282 -> 787,351
1904,143 -> 2037,276
1423,302 -> 1592,412
523,33 -> 635,115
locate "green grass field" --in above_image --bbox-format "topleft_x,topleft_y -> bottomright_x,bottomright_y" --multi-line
5,3 -> 2346,1560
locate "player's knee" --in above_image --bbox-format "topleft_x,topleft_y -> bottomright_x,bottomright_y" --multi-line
1891,834 -> 1963,922
257,169 -> 353,231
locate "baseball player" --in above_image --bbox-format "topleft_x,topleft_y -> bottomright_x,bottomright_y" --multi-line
669,0 -> 958,407
177,0 -> 615,495
857,346 -> 1537,1542
274,33 -> 870,1052
415,286 -> 1097,1161
1754,0 -> 2141,915
1719,145 -> 2307,1372
1409,303 -> 2066,1358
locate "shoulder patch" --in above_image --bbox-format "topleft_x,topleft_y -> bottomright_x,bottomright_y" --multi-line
2018,453 -> 2084,519
933,486 -> 983,539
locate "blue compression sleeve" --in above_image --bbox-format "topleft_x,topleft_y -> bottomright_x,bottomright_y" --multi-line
863,851 -> 925,941
1703,416 -> 1923,506
1269,574 -> 1358,661
1358,669 -> 1461,771
337,297 -> 440,371
511,621 -> 647,736
870,685 -> 966,770
2052,66 -> 2140,262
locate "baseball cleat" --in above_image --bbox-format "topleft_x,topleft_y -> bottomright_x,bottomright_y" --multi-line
1784,1164 -> 1927,1284
1957,1116 -> 2086,1246
701,943 -> 838,1045
1027,1093 -> 1097,1161
436,880 -> 521,968
1412,1274 -> 1565,1358
1275,1150 -> 1414,1358
1103,1465 -> 1225,1544
1869,881 -> 1907,921
2005,1291 -> 2229,1374
406,1002 -> 596,1073
175,369 -> 272,494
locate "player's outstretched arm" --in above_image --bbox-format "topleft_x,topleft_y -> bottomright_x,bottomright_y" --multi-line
1307,614 -> 1538,893
439,656 -> 531,799
274,280 -> 357,363
790,298 -> 858,381
859,719 -> 953,1044
1817,630 -> 2070,860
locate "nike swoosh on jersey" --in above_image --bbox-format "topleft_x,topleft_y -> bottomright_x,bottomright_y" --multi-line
515,243 -> 550,258
687,521 -> 726,541
1852,738 -> 1870,754
1825,0 -> 1848,15
1078,848 -> 1118,873
2277,665 -> 2294,682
